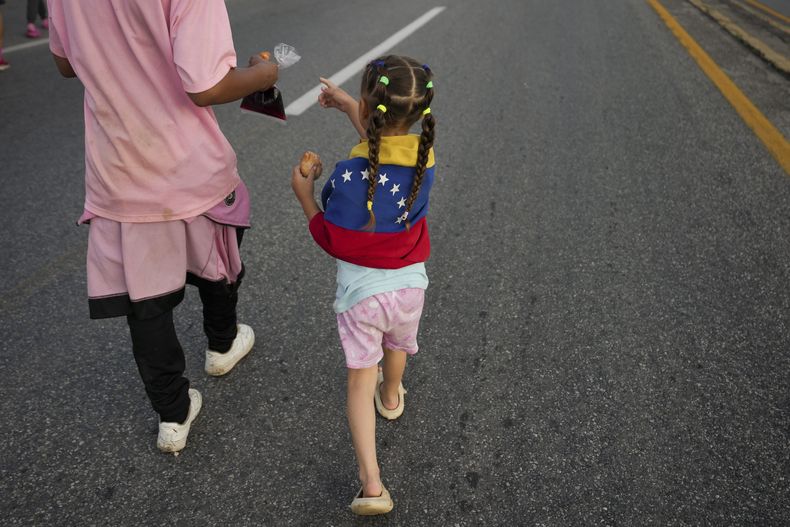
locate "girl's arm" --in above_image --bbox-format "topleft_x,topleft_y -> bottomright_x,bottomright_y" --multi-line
319,78 -> 366,140
291,165 -> 321,221
188,57 -> 278,107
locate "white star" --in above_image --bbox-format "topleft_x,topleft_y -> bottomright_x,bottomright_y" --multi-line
378,173 -> 389,186
395,216 -> 403,224
389,183 -> 400,195
361,168 -> 369,181
341,170 -> 352,183
397,197 -> 406,208
331,178 -> 336,189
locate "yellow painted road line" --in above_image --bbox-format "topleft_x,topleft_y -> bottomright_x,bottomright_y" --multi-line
689,0 -> 790,74
744,0 -> 790,24
733,0 -> 790,35
647,0 -> 790,176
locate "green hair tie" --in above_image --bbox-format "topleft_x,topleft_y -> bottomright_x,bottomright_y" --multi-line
426,81 -> 433,89
422,107 -> 431,116
377,104 -> 387,113
379,76 -> 390,86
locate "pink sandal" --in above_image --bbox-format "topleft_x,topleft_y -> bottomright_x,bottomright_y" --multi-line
26,23 -> 41,38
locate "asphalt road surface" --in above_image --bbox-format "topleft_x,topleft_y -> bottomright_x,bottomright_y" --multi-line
1,0 -> 789,525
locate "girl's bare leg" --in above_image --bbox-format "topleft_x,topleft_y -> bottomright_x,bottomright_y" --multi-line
347,365 -> 383,497
380,348 -> 407,410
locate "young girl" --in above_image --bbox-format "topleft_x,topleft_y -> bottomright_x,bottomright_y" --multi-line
48,0 -> 278,453
291,55 -> 436,515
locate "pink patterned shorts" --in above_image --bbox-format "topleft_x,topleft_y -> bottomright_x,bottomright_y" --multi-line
336,288 -> 426,369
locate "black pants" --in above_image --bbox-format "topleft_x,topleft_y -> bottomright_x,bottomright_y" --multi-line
27,0 -> 47,23
127,267 -> 243,424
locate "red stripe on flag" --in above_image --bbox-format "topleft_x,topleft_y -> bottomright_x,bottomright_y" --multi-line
309,213 -> 430,269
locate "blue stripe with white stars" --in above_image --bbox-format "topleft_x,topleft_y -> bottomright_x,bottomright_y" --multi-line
321,157 -> 435,233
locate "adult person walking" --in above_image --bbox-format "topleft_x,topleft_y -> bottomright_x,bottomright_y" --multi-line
46,0 -> 278,453
25,0 -> 47,38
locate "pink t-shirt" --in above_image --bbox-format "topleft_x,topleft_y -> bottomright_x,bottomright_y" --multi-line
48,0 -> 240,223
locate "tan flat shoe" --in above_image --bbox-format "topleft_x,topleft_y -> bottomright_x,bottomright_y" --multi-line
350,485 -> 394,515
374,369 -> 406,420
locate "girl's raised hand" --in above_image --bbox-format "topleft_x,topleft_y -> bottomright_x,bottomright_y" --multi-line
318,77 -> 355,113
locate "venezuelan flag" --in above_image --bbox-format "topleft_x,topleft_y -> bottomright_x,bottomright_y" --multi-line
309,135 -> 436,269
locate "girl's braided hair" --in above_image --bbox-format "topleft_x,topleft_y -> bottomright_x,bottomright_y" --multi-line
360,55 -> 435,230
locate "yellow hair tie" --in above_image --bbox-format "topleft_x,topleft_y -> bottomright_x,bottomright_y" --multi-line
367,200 -> 373,211
422,107 -> 431,116
376,104 -> 387,113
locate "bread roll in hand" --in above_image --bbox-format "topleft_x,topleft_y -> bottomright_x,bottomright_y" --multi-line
299,151 -> 322,179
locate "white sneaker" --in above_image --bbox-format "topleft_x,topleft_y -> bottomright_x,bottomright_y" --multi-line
204,323 -> 255,376
157,388 -> 202,453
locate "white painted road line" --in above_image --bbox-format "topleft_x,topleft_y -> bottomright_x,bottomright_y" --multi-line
284,6 -> 446,116
5,38 -> 51,54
